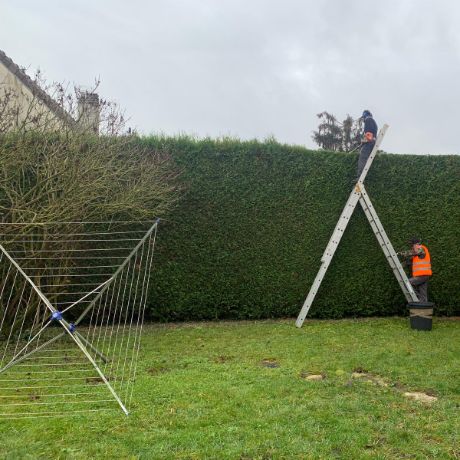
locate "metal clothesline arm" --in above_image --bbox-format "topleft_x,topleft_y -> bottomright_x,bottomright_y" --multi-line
73,219 -> 160,327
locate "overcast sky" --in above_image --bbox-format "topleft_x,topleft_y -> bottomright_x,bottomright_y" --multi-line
1,0 -> 459,154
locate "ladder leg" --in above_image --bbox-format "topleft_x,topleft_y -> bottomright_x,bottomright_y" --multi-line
295,261 -> 330,327
359,196 -> 413,299
359,187 -> 418,302
295,186 -> 361,327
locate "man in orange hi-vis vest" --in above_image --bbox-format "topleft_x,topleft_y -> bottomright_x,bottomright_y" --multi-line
397,237 -> 432,302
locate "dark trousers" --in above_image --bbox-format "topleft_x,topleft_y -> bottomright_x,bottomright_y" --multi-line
409,276 -> 430,302
357,142 -> 375,178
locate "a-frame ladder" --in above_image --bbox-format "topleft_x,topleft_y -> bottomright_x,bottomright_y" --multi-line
296,124 -> 418,328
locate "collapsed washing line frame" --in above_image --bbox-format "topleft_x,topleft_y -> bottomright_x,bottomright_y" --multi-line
0,218 -> 160,416
296,125 -> 418,327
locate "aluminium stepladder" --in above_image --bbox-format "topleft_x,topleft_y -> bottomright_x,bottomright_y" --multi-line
296,124 -> 418,328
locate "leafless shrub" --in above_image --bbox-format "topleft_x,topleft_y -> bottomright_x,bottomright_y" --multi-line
0,71 -> 181,332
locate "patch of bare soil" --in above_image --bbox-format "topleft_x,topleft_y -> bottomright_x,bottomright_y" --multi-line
351,369 -> 388,387
86,376 -> 105,384
349,367 -> 438,403
261,358 -> 280,368
300,371 -> 325,381
147,366 -> 170,375
403,392 -> 438,404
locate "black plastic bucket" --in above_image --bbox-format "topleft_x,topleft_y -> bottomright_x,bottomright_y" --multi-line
407,302 -> 434,331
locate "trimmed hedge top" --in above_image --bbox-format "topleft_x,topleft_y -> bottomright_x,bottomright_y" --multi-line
141,136 -> 460,320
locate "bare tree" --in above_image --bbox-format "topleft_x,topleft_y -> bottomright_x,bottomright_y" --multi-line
0,67 -> 132,136
0,72 -> 181,332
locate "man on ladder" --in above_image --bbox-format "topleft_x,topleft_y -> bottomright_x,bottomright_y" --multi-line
296,122 -> 421,328
397,237 -> 432,302
357,110 -> 378,179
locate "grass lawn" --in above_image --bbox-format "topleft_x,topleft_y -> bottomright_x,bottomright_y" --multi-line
0,317 -> 458,459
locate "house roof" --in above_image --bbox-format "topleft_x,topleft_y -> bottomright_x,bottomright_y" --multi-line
0,49 -> 76,127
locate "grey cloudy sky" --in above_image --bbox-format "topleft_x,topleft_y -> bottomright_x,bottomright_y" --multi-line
2,0 -> 459,154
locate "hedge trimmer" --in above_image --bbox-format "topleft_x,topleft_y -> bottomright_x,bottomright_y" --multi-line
348,142 -> 363,154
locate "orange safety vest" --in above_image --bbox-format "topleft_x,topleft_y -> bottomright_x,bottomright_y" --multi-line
412,244 -> 432,277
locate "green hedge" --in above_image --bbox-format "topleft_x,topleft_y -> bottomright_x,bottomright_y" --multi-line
141,136 -> 460,320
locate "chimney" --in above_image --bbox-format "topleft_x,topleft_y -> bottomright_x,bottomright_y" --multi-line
77,91 -> 100,134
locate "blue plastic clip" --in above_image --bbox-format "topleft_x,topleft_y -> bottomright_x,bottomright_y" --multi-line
51,311 -> 63,321
69,323 -> 76,333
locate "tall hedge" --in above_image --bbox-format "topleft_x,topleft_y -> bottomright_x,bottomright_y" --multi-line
141,136 -> 460,320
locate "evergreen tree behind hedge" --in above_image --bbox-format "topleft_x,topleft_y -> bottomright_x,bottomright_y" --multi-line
312,112 -> 361,152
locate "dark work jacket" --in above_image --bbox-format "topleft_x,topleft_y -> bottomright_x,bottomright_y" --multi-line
364,117 -> 378,140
